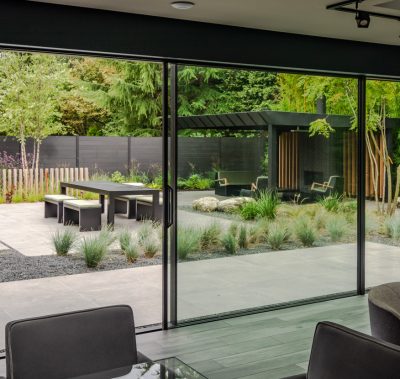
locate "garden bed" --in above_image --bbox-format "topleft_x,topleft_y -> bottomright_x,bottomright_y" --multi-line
0,249 -> 161,283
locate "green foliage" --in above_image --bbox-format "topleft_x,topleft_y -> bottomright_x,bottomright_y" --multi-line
177,174 -> 214,190
143,236 -> 160,258
0,52 -> 67,170
294,216 -> 317,247
228,223 -> 239,237
138,220 -> 158,246
52,229 -> 77,256
267,223 -> 288,250
384,216 -> 400,240
124,240 -> 140,263
118,229 -> 133,252
313,207 -> 328,230
238,225 -> 249,249
309,118 -> 335,138
240,201 -> 259,220
256,190 -> 279,220
318,194 -> 343,213
177,227 -> 200,260
326,216 -> 348,242
200,222 -> 221,250
111,171 -> 125,183
80,234 -> 110,268
222,233 -> 237,255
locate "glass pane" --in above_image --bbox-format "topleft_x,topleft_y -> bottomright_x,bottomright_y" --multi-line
365,79 -> 400,288
0,51 -> 164,344
175,66 -> 358,322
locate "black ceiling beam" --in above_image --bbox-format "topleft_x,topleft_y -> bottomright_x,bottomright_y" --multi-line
327,0 -> 400,22
1,0 -> 400,77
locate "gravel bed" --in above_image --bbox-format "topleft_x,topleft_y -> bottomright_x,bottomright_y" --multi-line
0,249 -> 161,283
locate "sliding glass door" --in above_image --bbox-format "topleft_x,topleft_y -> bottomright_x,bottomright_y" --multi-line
170,64 -> 359,323
365,79 -> 400,288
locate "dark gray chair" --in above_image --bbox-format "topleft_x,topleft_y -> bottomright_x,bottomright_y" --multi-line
369,282 -> 400,346
282,321 -> 400,379
5,305 -> 149,379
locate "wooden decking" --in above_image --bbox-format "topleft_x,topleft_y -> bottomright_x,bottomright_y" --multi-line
137,295 -> 370,379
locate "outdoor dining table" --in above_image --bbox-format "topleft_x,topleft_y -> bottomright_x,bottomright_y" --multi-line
60,181 -> 160,226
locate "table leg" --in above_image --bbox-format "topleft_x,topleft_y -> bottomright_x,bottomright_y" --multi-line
107,195 -> 115,227
99,195 -> 105,214
152,192 -> 160,220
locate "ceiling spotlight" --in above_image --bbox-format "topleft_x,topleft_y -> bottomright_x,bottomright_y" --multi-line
355,10 -> 370,28
171,1 -> 195,10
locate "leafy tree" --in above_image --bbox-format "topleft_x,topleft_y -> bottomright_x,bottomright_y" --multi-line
0,52 -> 66,170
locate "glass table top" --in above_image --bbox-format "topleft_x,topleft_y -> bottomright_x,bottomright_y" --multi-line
70,357 -> 207,379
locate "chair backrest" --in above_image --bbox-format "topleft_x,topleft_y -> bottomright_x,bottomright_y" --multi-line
255,176 -> 268,190
6,305 -> 138,379
307,321 -> 400,379
218,171 -> 257,185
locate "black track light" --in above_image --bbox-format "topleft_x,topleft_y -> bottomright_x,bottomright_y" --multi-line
355,10 -> 370,28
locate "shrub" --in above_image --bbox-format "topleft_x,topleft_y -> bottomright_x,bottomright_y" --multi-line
339,200 -> 357,214
200,222 -> 221,250
256,190 -> 279,220
111,170 -> 125,183
98,225 -> 116,247
138,220 -> 157,246
384,216 -> 400,240
143,236 -> 160,258
178,174 -> 213,190
177,227 -> 200,260
294,216 -> 317,247
118,229 -> 132,252
228,223 -> 239,237
238,225 -> 249,249
267,223 -> 288,250
222,233 -> 237,255
240,201 -> 259,220
125,240 -> 140,263
313,208 -> 328,230
52,229 -> 77,256
80,235 -> 109,268
326,216 -> 347,242
318,193 -> 342,213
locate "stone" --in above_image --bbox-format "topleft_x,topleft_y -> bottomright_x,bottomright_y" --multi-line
192,197 -> 220,212
217,197 -> 255,213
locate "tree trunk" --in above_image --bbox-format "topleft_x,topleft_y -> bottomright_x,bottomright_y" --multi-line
35,141 -> 41,173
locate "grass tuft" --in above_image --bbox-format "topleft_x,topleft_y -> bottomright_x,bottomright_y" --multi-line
200,221 -> 221,250
326,216 -> 347,242
177,227 -> 201,260
293,215 -> 317,247
222,233 -> 237,255
52,228 -> 77,256
267,223 -> 288,250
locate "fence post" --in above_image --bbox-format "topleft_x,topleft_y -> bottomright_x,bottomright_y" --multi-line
2,169 -> 6,196
7,169 -> 12,194
18,169 -> 22,196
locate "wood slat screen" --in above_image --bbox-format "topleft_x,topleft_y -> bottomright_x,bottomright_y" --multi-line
343,132 -> 385,198
278,132 -> 299,190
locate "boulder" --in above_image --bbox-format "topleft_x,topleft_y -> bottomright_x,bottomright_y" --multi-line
217,197 -> 254,213
192,197 -> 220,212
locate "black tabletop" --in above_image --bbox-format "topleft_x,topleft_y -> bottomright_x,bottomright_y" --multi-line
60,181 -> 159,195
69,357 -> 207,379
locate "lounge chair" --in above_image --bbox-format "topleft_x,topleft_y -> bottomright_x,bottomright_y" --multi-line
240,176 -> 268,198
310,175 -> 344,196
215,171 -> 258,196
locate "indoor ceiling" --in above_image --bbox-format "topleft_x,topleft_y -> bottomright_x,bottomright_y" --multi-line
30,0 -> 400,46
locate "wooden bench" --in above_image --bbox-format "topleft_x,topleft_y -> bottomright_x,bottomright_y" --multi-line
136,194 -> 163,222
63,200 -> 102,232
44,194 -> 76,223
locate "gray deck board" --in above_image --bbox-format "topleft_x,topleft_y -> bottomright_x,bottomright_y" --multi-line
137,295 -> 370,379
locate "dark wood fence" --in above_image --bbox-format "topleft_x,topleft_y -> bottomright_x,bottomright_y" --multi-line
0,136 -> 267,178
